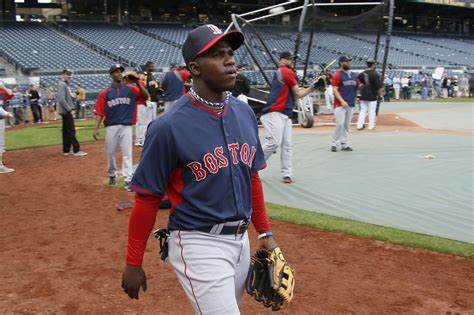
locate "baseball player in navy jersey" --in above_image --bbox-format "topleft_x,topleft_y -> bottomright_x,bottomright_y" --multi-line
121,24 -> 278,314
260,51 -> 314,184
331,56 -> 360,152
161,63 -> 191,111
93,64 -> 149,191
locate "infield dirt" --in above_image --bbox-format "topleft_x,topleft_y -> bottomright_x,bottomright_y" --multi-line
1,116 -> 473,314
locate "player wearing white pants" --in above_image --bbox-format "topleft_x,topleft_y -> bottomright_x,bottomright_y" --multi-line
168,230 -> 250,314
146,101 -> 157,120
106,124 -> 133,182
325,84 -> 334,110
357,100 -> 377,130
260,111 -> 293,179
356,60 -> 382,131
135,104 -> 151,146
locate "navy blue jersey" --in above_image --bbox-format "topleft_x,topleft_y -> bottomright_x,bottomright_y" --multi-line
261,66 -> 298,118
94,83 -> 143,126
130,94 -> 266,231
332,70 -> 359,107
161,71 -> 185,102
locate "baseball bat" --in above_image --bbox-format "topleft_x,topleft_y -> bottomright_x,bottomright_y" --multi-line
323,59 -> 337,72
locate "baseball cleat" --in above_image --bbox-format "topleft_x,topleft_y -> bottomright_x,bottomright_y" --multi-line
73,151 -> 88,157
0,165 -> 15,174
331,146 -> 337,152
341,147 -> 353,151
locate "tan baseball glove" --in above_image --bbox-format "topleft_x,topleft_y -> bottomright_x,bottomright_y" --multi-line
246,247 -> 295,311
123,70 -> 139,82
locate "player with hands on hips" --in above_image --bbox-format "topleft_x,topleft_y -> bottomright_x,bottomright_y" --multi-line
121,24 -> 282,314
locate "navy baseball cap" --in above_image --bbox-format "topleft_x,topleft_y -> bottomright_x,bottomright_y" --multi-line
62,69 -> 73,75
109,64 -> 125,74
339,55 -> 352,63
279,51 -> 296,59
182,24 -> 244,64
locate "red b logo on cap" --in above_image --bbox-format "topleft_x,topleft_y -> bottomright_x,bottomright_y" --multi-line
206,24 -> 222,35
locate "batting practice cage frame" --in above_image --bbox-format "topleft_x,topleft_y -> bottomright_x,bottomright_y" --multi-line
226,0 -> 395,126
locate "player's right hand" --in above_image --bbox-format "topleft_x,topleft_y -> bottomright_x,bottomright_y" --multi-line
122,264 -> 147,300
341,100 -> 349,107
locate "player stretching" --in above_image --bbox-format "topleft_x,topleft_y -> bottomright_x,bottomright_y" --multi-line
121,24 -> 278,314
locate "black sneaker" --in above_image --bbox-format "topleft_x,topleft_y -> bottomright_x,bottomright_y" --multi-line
341,147 -> 353,151
331,146 -> 337,152
108,176 -> 117,186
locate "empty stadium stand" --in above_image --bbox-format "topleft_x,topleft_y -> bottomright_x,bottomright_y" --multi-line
56,22 -> 184,68
0,22 -> 112,74
0,22 -> 471,93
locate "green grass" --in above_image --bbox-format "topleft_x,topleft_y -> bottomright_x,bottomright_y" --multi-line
427,98 -> 474,103
266,203 -> 474,258
7,121 -> 473,258
6,120 -> 106,150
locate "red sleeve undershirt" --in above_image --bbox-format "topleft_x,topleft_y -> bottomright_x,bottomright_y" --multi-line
125,172 -> 270,266
126,193 -> 162,266
93,88 -> 107,117
251,172 -> 271,233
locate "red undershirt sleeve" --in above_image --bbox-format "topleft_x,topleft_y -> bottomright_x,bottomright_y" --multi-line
250,172 -> 271,233
126,192 -> 163,266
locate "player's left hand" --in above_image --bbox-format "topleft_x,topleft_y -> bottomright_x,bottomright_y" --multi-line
258,235 -> 277,251
123,71 -> 139,83
122,264 -> 147,299
93,128 -> 100,141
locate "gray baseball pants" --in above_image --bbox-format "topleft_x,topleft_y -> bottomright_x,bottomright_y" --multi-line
260,111 -> 293,178
169,230 -> 250,315
332,106 -> 354,149
106,125 -> 133,182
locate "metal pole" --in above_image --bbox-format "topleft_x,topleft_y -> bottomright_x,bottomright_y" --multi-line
376,0 -> 394,115
294,0 -> 309,63
374,0 -> 387,61
231,14 -> 272,86
302,0 -> 317,85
